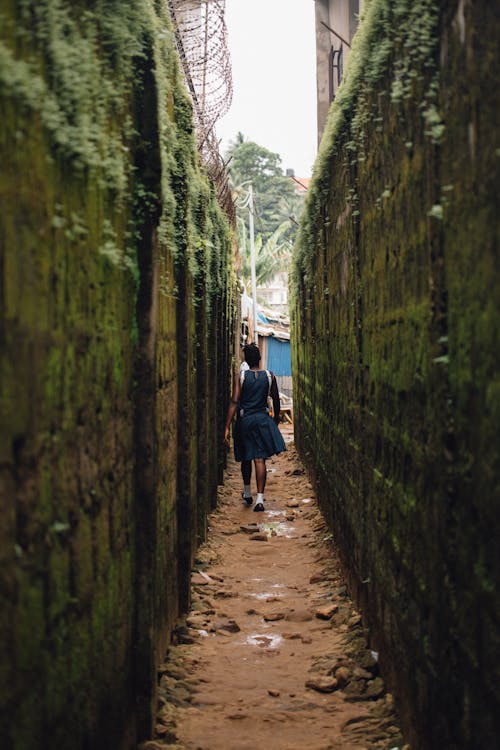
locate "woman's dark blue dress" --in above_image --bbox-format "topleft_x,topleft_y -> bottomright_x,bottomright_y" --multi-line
233,369 -> 286,462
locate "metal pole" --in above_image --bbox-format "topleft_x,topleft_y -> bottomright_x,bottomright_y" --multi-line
239,216 -> 246,261
248,183 -> 258,345
319,20 -> 351,48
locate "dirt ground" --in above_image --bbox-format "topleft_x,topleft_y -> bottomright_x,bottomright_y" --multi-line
141,426 -> 408,750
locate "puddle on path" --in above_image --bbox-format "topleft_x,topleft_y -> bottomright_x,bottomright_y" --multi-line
260,520 -> 296,538
252,593 -> 282,602
250,583 -> 285,601
244,633 -> 283,649
265,509 -> 286,518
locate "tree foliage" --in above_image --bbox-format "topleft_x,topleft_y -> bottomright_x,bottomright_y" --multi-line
238,220 -> 291,294
225,133 -> 305,293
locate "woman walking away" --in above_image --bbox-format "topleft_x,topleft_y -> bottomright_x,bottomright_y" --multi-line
224,343 -> 286,512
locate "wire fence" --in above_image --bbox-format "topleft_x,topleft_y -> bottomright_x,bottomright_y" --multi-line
168,0 -> 235,223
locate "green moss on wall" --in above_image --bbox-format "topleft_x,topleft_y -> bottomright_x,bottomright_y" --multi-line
292,1 -> 500,748
0,1 -> 236,748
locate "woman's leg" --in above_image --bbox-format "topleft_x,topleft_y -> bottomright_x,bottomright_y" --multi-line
254,458 -> 266,493
253,458 -> 266,511
241,460 -> 252,485
241,460 -> 253,503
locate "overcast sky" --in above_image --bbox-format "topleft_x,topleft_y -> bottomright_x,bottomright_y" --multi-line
216,0 -> 317,178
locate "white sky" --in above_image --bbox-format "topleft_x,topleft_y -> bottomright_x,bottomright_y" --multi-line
216,0 -> 318,178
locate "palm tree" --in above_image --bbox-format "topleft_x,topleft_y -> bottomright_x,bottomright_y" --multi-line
238,220 -> 292,294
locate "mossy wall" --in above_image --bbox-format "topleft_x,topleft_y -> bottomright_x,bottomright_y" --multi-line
0,2 -> 236,748
292,1 -> 500,747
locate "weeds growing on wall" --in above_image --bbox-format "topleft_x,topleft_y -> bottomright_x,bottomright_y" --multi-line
292,0 -> 441,293
0,0 -> 234,302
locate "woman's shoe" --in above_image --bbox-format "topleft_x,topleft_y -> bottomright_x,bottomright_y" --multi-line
253,502 -> 265,512
242,492 -> 253,506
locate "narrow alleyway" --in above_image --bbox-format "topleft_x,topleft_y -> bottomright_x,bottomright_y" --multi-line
143,427 -> 406,750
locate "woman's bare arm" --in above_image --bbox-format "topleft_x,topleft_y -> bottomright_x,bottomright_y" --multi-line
224,370 -> 242,443
270,374 -> 280,424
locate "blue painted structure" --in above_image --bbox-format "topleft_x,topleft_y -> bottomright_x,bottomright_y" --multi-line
266,336 -> 292,377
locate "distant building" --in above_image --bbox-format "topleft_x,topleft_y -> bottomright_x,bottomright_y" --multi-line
315,0 -> 364,145
256,310 -> 293,398
287,173 -> 310,195
257,271 -> 289,313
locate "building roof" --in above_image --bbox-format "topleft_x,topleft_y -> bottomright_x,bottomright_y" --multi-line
289,175 -> 310,194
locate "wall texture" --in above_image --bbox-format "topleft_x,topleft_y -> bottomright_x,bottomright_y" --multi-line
292,1 -> 500,748
0,2 -> 236,748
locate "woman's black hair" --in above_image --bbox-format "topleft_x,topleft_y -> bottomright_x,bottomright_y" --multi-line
243,343 -> 261,368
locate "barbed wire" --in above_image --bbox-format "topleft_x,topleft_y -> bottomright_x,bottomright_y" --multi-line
168,0 -> 235,223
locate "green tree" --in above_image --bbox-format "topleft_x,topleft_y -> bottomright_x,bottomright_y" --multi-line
226,133 -> 305,246
226,134 -> 305,298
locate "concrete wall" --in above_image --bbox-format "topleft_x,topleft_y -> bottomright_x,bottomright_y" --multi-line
315,0 -> 361,143
293,1 -> 500,747
0,2 -> 236,748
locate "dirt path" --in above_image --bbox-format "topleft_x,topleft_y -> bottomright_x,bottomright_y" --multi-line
142,427 -> 407,750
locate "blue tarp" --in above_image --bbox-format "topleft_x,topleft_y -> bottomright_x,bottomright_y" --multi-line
267,336 -> 292,376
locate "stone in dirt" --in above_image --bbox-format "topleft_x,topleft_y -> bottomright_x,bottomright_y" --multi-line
315,603 -> 339,619
352,666 -> 372,680
158,663 -> 178,677
191,573 -> 211,586
240,524 -> 259,533
305,676 -> 338,693
214,618 -> 240,633
286,500 -> 300,508
334,666 -> 350,686
285,608 -> 313,622
309,570 -> 332,584
343,679 -> 367,700
186,614 -> 207,628
249,532 -> 268,541
263,611 -> 285,621
156,703 -> 177,726
358,651 -> 379,674
154,725 -> 177,741
267,689 -> 280,697
363,677 -> 385,699
205,571 -> 224,581
348,614 -> 362,629
214,589 -> 234,598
